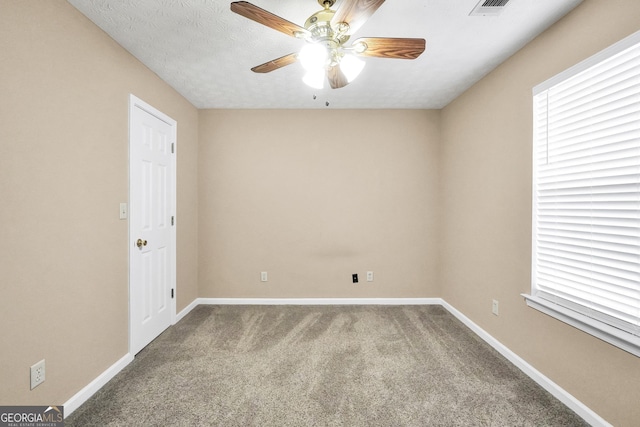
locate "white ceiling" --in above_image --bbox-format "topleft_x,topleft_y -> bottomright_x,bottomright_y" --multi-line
67,0 -> 583,109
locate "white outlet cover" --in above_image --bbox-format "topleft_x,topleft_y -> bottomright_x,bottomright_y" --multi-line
260,272 -> 268,282
30,359 -> 45,389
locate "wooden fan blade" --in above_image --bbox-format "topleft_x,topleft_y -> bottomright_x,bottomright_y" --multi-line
351,37 -> 426,59
251,53 -> 298,73
331,0 -> 386,35
230,1 -> 309,38
328,65 -> 349,89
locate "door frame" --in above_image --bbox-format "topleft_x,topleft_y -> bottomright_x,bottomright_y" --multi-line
128,94 -> 177,354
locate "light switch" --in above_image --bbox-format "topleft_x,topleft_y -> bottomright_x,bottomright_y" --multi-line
119,203 -> 128,220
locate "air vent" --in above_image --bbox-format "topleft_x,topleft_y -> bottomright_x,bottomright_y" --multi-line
469,0 -> 511,16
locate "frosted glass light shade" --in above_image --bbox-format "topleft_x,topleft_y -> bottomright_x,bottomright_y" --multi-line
340,54 -> 365,82
303,69 -> 325,89
299,44 -> 328,71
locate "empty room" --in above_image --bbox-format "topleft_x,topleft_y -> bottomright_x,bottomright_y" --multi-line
1,0 -> 639,426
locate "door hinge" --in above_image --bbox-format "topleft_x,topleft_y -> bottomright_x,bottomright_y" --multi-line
171,289 -> 174,299
171,143 -> 175,154
171,216 -> 174,226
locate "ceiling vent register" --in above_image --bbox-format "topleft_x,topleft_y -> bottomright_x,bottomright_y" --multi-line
470,0 -> 511,16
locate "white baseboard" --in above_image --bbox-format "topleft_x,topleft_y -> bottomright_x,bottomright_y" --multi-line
176,298 -> 200,323
63,352 -> 133,417
440,300 -> 611,427
196,297 -> 443,306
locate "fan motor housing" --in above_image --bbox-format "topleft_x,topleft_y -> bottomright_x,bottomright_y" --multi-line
304,8 -> 350,47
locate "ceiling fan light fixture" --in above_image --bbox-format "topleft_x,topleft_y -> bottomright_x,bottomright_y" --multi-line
340,54 -> 365,82
299,43 -> 328,71
230,1 -> 426,90
303,68 -> 325,89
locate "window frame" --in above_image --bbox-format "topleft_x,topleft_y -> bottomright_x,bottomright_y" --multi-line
524,30 -> 640,358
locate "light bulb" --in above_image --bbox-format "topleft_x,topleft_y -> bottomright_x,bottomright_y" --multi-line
303,69 -> 325,89
340,54 -> 365,82
299,43 -> 328,71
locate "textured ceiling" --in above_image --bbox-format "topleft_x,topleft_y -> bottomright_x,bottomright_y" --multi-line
67,0 -> 583,109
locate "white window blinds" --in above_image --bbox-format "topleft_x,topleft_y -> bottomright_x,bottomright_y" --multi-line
529,31 -> 640,356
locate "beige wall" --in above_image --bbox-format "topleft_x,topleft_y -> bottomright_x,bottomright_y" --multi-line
2,0 -> 638,424
439,1 -> 640,425
198,109 -> 440,298
0,0 -> 198,405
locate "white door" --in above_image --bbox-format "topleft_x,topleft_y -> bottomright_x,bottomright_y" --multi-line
129,95 -> 176,355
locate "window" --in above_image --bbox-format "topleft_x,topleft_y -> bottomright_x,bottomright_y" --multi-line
525,31 -> 640,357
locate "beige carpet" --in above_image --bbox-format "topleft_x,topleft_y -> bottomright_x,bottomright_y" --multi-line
66,305 -> 588,426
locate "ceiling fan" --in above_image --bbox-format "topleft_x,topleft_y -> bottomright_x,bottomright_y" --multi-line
230,0 -> 426,89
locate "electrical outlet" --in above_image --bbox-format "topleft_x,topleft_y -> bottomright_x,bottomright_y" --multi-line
366,271 -> 374,282
352,273 -> 358,283
30,359 -> 45,389
260,272 -> 268,282
492,299 -> 499,316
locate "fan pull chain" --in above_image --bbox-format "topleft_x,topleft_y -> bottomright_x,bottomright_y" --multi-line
312,94 -> 330,107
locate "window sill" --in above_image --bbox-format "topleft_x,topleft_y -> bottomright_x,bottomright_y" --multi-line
522,294 -> 640,358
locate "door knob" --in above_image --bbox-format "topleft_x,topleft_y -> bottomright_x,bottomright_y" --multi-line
136,239 -> 148,248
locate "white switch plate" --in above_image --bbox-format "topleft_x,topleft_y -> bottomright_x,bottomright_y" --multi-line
366,271 -> 374,282
492,299 -> 499,316
261,272 -> 268,282
119,203 -> 128,220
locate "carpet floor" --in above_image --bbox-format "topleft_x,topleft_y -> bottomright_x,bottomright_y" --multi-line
66,305 -> 588,426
